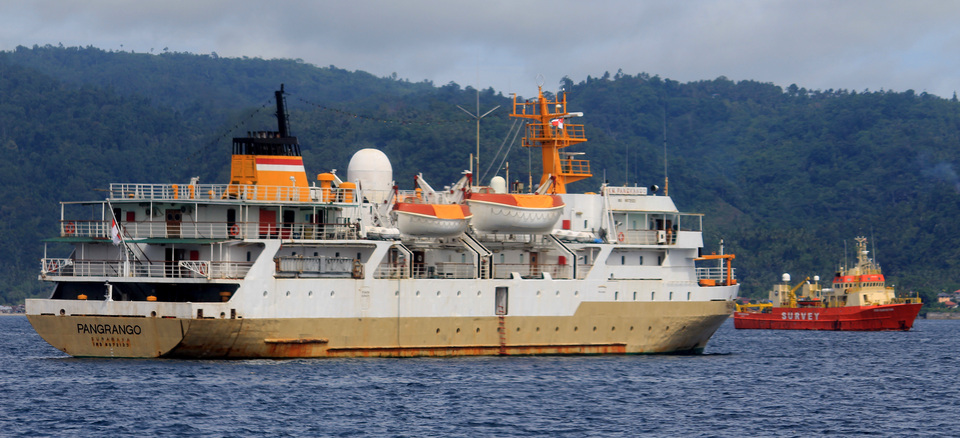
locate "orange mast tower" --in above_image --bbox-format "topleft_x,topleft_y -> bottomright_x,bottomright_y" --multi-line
511,86 -> 592,194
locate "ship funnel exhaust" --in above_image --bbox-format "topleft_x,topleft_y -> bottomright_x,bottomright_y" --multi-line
275,84 -> 290,138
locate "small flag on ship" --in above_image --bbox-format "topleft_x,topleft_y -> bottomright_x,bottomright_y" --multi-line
111,219 -> 122,245
551,118 -> 564,129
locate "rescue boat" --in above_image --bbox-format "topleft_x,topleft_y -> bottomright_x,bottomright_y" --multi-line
466,192 -> 564,234
394,202 -> 472,237
734,237 -> 921,331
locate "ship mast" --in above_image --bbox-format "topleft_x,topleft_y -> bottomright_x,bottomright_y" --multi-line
510,86 -> 591,194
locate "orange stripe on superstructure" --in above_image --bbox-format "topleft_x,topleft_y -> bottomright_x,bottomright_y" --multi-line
255,157 -> 303,165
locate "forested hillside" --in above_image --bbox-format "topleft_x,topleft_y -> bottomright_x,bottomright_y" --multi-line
2,44 -> 960,305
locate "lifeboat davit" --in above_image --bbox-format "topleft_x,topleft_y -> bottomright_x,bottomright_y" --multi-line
466,192 -> 564,233
395,203 -> 472,237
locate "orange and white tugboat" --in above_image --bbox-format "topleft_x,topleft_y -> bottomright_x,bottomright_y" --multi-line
734,237 -> 921,330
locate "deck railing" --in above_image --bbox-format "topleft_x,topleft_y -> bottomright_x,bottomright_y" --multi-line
695,266 -> 737,284
108,183 -> 357,204
40,258 -> 252,279
59,220 -> 358,241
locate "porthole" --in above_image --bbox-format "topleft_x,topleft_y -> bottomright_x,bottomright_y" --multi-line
477,290 -> 482,296
555,327 -> 559,332
457,291 -> 462,296
536,290 -> 542,297
629,326 -> 634,331
574,326 -> 579,331
476,327 -> 480,333
330,291 -> 335,297
593,326 -> 597,331
436,328 -> 440,334
516,327 -> 521,332
285,291 -> 291,297
456,328 -> 461,333
536,327 -> 540,332
263,291 -> 268,297
574,291 -> 579,296
308,291 -> 314,297
555,290 -> 560,296
416,291 -> 421,297
437,291 -> 441,296
611,326 -> 616,331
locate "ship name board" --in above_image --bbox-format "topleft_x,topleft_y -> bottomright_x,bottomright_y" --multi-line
77,323 -> 142,335
781,311 -> 820,321
605,186 -> 647,196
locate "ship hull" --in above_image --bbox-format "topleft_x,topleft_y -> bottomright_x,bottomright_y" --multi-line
733,303 -> 921,331
28,300 -> 733,358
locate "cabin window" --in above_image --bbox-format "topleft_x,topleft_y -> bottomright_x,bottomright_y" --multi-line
669,292 -> 674,300
113,208 -> 121,222
658,256 -> 663,265
651,292 -> 655,300
500,254 -> 505,264
614,291 -> 619,301
357,252 -> 362,261
246,251 -> 251,262
633,292 -> 637,301
621,256 -> 625,265
639,256 -> 643,265
687,292 -> 691,301
584,220 -> 588,228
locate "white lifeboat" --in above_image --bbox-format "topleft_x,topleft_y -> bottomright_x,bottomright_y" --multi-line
466,192 -> 564,234
394,203 -> 472,237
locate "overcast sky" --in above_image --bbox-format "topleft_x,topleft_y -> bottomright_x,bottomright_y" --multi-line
3,0 -> 960,99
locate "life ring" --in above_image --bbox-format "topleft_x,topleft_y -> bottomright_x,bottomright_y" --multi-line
229,224 -> 240,237
617,232 -> 625,243
45,261 -> 58,273
198,263 -> 208,276
64,222 -> 76,235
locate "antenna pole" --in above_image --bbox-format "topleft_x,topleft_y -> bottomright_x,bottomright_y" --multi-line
663,106 -> 668,196
457,95 -> 499,186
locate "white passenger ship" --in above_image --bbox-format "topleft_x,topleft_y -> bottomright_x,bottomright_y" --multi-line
26,85 -> 738,358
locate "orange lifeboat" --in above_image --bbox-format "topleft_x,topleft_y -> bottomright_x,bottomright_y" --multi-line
394,203 -> 472,237
465,192 -> 564,234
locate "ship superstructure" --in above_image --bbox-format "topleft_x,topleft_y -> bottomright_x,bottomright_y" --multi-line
27,85 -> 738,358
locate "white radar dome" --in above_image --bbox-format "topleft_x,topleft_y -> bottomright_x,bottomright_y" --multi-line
347,148 -> 393,203
490,176 -> 507,194
781,273 -> 791,283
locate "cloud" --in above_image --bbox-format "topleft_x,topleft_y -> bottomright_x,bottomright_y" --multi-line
3,0 -> 960,98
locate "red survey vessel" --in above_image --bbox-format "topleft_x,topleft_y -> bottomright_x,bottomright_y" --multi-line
734,237 -> 921,331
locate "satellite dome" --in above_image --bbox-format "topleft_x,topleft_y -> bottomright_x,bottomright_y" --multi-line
347,149 -> 393,202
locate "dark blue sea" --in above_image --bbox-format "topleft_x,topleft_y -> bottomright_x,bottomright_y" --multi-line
2,315 -> 958,437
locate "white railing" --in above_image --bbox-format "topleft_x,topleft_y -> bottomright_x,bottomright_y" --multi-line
108,183 -> 358,204
618,230 -> 677,245
59,220 -> 358,241
40,258 -> 252,279
696,267 -> 737,284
